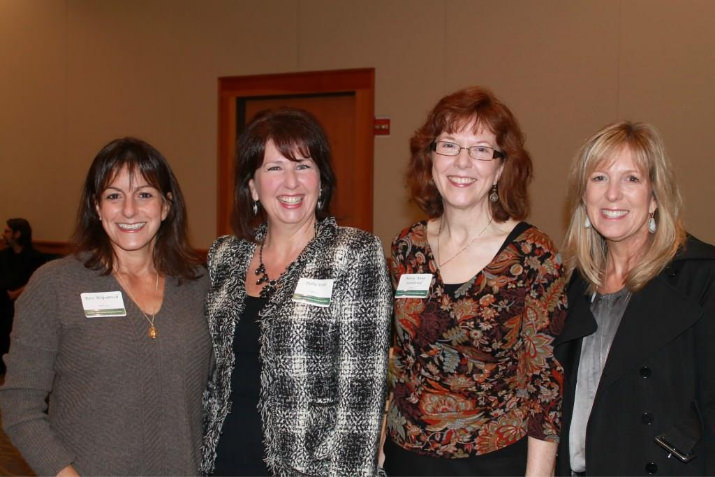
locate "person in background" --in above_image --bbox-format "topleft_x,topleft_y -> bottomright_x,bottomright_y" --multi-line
555,121 -> 714,475
383,86 -> 567,476
201,108 -> 392,476
0,138 -> 211,475
0,218 -> 46,374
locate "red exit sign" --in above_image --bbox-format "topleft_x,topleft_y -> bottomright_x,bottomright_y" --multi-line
373,117 -> 391,136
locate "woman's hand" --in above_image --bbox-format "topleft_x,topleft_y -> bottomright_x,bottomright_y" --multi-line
57,465 -> 80,477
378,391 -> 393,468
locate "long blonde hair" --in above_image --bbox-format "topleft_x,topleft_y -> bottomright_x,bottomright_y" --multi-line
563,121 -> 686,292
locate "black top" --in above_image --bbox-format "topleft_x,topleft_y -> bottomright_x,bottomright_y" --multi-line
442,221 -> 531,296
0,246 -> 47,373
0,246 -> 46,314
212,295 -> 269,476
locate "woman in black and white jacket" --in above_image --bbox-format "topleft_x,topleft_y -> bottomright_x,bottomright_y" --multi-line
200,108 -> 392,477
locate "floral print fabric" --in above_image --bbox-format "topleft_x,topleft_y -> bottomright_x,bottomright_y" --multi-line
387,221 -> 567,458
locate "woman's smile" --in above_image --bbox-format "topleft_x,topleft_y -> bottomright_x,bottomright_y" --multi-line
447,175 -> 477,186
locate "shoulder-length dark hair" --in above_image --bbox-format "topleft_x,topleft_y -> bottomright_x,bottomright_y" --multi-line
72,137 -> 201,280
232,108 -> 336,241
407,86 -> 532,220
6,218 -> 33,248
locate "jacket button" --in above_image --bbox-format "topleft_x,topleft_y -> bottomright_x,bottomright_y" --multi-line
641,412 -> 654,424
646,462 -> 658,474
640,366 -> 652,378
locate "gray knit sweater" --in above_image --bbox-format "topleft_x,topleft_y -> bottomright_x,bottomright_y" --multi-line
0,255 -> 211,475
201,218 -> 392,476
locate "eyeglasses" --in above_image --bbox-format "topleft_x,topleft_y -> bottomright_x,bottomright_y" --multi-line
431,140 -> 505,161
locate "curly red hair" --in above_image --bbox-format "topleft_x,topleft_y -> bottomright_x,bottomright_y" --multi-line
407,86 -> 532,220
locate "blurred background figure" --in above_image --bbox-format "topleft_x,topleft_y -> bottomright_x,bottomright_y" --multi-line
201,108 -> 392,476
556,121 -> 715,475
0,138 -> 211,476
383,87 -> 566,476
0,218 -> 46,375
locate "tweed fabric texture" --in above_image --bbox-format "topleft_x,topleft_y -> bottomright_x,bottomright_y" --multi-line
0,255 -> 211,475
201,217 -> 392,476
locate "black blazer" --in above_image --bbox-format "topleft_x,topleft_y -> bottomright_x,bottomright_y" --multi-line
554,236 -> 715,476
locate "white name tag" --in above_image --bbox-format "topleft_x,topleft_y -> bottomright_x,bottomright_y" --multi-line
80,291 -> 127,318
292,278 -> 334,307
395,273 -> 433,299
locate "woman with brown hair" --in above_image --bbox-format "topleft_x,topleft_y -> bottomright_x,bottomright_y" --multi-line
384,86 -> 567,476
0,138 -> 211,476
201,108 -> 392,476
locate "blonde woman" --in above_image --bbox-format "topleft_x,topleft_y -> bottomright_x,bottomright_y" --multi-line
555,121 -> 715,475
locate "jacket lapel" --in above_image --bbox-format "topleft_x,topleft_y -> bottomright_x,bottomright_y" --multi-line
554,275 -> 597,347
597,274 -> 702,391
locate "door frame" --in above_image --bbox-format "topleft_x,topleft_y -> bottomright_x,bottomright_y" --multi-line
217,68 -> 375,236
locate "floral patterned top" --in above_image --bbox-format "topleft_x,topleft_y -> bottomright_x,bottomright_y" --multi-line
387,221 -> 567,458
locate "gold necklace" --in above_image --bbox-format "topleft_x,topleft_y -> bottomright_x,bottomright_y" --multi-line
115,271 -> 160,340
436,216 -> 493,268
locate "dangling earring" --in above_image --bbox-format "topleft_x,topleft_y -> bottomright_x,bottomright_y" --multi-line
584,216 -> 591,229
252,200 -> 259,215
316,187 -> 324,210
489,183 -> 499,203
648,212 -> 656,234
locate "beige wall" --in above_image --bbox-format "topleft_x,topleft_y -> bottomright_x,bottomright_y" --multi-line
1,0 -> 713,252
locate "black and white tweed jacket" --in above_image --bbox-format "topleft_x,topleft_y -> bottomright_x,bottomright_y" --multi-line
200,218 -> 392,476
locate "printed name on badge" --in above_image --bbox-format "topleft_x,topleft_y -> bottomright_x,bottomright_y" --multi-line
292,278 -> 335,307
395,273 -> 432,299
81,291 -> 127,318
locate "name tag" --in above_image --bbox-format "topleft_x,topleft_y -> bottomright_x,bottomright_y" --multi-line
395,273 -> 433,299
292,278 -> 334,307
80,291 -> 127,318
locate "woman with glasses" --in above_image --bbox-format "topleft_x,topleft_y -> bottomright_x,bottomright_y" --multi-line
383,86 -> 567,476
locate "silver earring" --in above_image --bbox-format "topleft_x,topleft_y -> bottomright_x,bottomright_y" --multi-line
648,213 -> 656,233
489,184 -> 499,203
584,216 -> 591,229
252,201 -> 259,215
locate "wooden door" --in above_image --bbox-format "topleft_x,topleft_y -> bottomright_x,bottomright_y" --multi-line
217,69 -> 374,236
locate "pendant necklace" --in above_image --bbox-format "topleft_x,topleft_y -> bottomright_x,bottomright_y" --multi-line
436,216 -> 493,268
254,240 -> 278,299
115,270 -> 160,340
